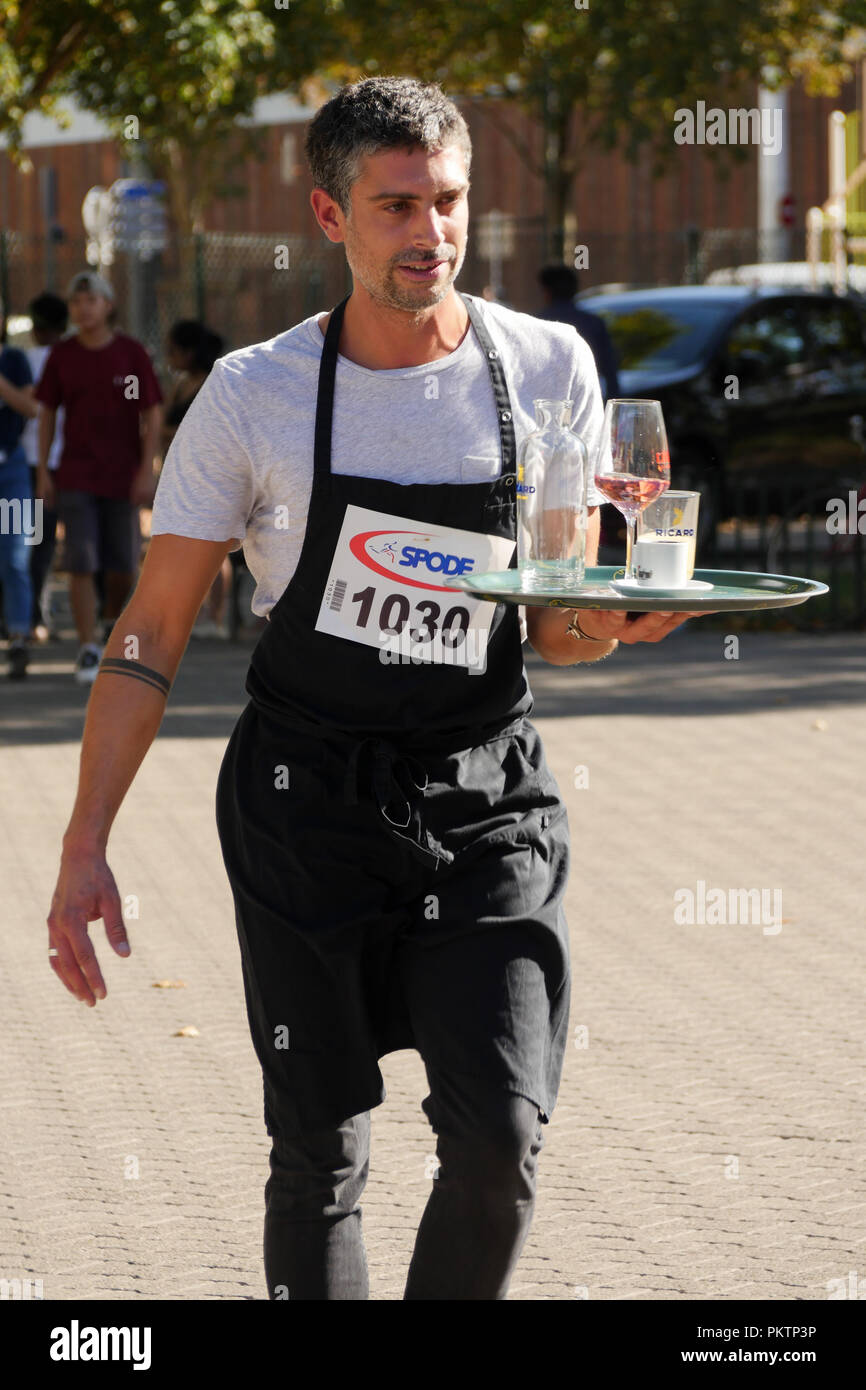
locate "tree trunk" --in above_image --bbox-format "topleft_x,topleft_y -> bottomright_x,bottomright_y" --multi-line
542,102 -> 578,264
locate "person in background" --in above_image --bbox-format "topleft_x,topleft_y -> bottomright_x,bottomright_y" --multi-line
22,292 -> 68,643
160,320 -> 231,637
34,271 -> 163,683
536,264 -> 621,402
161,320 -> 224,445
0,297 -> 36,679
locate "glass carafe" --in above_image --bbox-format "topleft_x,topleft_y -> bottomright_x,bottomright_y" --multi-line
516,398 -> 588,588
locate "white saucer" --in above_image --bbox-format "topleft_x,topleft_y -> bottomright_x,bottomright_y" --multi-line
609,576 -> 715,597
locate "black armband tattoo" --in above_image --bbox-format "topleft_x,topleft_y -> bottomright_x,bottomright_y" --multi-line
97,657 -> 172,697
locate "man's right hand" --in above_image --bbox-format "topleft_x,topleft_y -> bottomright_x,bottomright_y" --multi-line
41,535 -> 239,1008
36,467 -> 55,510
46,847 -> 131,1006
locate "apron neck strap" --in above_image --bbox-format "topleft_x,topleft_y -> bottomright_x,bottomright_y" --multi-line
313,293 -> 351,481
459,292 -> 516,474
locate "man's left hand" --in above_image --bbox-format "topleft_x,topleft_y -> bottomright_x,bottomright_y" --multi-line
575,608 -> 705,644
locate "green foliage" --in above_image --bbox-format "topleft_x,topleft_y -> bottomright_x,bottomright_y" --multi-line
0,1 -> 358,230
287,0 -> 866,255
598,308 -> 683,371
311,0 -> 865,161
2,0 -> 864,242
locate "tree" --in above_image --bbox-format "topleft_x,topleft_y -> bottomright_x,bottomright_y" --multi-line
302,0 -> 866,259
0,1 -> 342,235
3,0 -> 865,259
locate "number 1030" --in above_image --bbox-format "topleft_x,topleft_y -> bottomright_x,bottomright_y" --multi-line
352,585 -> 472,646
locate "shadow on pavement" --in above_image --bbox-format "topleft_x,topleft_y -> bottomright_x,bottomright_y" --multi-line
526,629 -> 866,719
1,640 -> 253,746
1,630 -> 863,747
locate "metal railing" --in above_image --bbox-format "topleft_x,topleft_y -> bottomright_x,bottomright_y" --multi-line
706,475 -> 866,630
597,468 -> 866,631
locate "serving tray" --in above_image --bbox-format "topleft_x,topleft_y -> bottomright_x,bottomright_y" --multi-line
442,566 -> 829,613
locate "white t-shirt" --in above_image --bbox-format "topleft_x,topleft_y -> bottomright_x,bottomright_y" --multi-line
150,293 -> 607,620
21,345 -> 64,469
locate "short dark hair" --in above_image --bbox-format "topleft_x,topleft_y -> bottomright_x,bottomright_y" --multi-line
538,264 -> 579,298
304,76 -> 472,216
169,320 -> 224,372
28,292 -> 68,333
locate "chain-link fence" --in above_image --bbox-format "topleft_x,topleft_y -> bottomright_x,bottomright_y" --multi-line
1,221 -> 831,373
2,223 -> 552,368
1,229 -> 356,370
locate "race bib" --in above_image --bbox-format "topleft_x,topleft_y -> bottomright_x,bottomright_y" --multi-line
315,504 -> 515,672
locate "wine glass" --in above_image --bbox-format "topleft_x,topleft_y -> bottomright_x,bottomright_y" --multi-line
594,399 -> 671,581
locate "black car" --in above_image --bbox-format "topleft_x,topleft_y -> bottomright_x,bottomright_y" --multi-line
580,285 -> 866,543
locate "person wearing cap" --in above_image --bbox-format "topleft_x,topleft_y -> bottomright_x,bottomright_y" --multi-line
34,271 -> 163,682
44,78 -> 695,1299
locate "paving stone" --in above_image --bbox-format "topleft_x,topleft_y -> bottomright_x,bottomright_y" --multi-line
2,627 -> 864,1299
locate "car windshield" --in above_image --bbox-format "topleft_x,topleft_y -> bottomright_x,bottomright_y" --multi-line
587,298 -> 731,372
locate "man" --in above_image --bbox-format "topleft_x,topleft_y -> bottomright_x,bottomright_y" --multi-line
22,292 -> 68,641
45,77 -> 695,1300
0,301 -> 36,678
536,264 -> 621,402
34,271 -> 163,682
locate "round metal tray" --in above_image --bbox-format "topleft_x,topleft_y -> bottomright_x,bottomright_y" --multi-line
443,566 -> 829,613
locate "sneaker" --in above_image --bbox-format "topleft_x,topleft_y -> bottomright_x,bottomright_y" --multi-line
74,644 -> 103,684
7,639 -> 29,680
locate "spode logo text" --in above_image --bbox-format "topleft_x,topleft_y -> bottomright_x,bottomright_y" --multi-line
400,544 -> 474,576
351,528 -> 476,590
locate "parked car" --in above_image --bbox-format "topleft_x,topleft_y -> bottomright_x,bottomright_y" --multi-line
578,285 -> 866,544
706,262 -> 866,296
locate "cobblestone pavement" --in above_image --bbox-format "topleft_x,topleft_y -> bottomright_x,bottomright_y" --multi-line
2,618 -> 864,1300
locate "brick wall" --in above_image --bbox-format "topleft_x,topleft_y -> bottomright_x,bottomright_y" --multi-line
0,76 -> 857,317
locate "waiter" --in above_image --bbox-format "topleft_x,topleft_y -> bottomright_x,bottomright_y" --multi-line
45,76 -> 695,1300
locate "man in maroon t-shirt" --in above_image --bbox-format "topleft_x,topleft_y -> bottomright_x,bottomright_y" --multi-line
35,271 -> 163,682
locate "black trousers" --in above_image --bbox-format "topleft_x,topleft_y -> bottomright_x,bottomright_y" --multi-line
217,706 -> 571,1299
263,1064 -> 545,1301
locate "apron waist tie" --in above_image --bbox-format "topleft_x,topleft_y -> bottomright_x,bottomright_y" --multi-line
343,737 -> 455,869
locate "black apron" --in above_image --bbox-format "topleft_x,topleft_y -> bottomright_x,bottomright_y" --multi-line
215,292 -> 572,1138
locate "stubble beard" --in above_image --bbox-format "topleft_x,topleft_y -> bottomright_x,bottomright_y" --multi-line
345,227 -> 469,319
